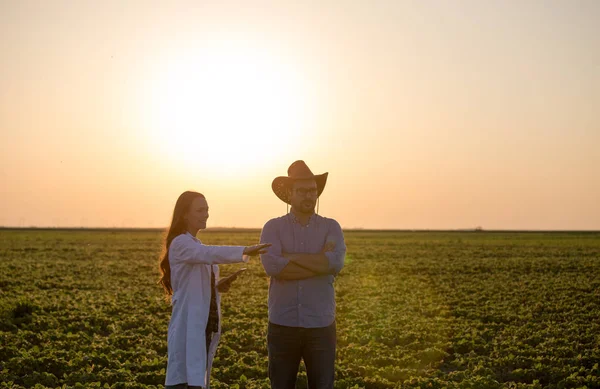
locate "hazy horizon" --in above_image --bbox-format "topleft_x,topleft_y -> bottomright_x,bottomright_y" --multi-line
2,0 -> 599,230
2,225 -> 600,232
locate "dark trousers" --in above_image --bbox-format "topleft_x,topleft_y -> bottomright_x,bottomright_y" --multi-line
267,321 -> 336,389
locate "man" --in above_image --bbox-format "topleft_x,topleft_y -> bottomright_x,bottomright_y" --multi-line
260,160 -> 346,389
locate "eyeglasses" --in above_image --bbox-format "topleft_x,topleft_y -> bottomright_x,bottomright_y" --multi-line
294,188 -> 318,197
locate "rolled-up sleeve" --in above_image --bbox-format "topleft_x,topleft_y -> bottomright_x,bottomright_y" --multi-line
169,234 -> 245,265
325,220 -> 346,276
260,219 -> 290,277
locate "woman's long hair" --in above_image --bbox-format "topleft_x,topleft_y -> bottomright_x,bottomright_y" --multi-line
158,191 -> 205,298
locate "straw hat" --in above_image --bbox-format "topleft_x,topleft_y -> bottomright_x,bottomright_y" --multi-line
271,160 -> 328,204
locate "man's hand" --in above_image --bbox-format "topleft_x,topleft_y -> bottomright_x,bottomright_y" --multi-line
321,241 -> 335,253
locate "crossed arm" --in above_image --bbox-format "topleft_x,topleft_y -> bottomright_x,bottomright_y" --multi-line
276,251 -> 333,280
260,219 -> 345,281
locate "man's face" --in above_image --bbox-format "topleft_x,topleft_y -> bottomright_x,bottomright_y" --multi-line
289,179 -> 318,214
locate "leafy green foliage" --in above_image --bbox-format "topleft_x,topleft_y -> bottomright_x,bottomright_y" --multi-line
1,230 -> 599,388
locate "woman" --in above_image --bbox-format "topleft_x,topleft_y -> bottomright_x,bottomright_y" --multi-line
158,191 -> 270,389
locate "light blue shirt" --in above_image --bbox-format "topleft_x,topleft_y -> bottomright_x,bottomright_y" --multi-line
260,213 -> 346,328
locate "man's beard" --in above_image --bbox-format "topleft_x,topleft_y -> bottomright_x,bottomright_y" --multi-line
301,201 -> 315,212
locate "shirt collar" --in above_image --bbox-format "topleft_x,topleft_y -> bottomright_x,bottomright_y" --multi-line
185,231 -> 200,242
288,212 -> 317,227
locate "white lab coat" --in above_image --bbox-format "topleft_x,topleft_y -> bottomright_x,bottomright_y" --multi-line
165,232 -> 247,388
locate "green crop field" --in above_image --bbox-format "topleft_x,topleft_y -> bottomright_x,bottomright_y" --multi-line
1,229 -> 599,389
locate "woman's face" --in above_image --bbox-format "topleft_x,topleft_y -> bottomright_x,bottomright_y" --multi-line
184,196 -> 209,234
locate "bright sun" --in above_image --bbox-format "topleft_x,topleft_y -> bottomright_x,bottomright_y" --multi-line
142,43 -> 312,177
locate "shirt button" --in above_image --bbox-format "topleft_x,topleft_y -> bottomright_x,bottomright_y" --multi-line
298,304 -> 302,307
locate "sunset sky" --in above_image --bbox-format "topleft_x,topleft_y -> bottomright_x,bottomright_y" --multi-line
1,0 -> 599,230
